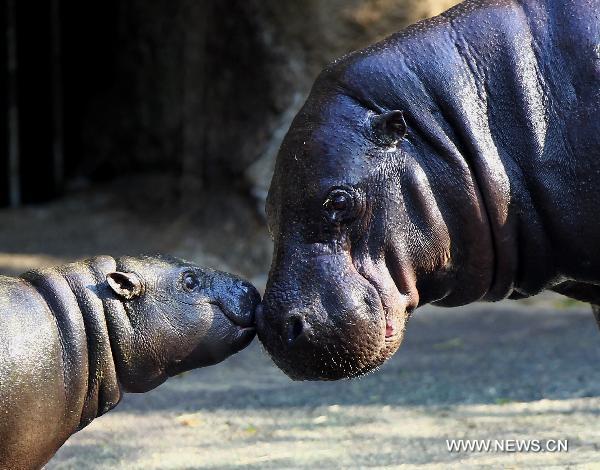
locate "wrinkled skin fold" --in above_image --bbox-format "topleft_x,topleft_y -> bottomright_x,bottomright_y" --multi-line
257,0 -> 600,380
0,255 -> 259,469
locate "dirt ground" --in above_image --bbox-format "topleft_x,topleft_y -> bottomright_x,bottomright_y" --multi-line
1,177 -> 599,469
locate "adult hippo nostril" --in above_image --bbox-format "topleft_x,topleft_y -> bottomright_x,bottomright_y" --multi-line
286,315 -> 306,346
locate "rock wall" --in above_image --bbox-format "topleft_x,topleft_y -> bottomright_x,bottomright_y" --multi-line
2,0 -> 460,206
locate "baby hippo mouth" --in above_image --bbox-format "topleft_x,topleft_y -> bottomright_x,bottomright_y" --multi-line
166,276 -> 261,376
214,301 -> 256,329
213,300 -> 257,345
211,280 -> 260,346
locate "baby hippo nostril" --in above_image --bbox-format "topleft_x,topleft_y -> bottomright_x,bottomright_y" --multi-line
286,315 -> 305,346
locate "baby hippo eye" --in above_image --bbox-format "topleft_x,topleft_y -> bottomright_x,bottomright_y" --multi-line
182,271 -> 201,291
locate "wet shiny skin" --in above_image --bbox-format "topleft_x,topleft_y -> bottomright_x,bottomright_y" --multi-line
0,255 -> 259,469
258,0 -> 600,380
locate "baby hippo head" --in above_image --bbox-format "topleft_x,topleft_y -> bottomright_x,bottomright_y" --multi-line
104,255 -> 260,392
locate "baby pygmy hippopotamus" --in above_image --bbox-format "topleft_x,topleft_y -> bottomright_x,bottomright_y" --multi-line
0,255 -> 260,470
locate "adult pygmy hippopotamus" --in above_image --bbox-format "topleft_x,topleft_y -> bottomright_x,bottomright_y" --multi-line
257,0 -> 600,380
0,255 -> 259,469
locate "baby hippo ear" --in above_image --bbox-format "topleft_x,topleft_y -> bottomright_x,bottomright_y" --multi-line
371,110 -> 407,147
106,272 -> 144,300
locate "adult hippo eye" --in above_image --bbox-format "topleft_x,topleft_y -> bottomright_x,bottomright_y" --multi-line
323,188 -> 356,223
182,271 -> 201,292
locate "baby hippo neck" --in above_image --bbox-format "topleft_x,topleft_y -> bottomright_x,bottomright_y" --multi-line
21,255 -> 128,430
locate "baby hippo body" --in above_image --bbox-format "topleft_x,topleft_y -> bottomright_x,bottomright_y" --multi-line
0,255 -> 259,470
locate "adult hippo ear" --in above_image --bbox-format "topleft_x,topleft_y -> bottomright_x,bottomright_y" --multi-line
106,272 -> 144,300
370,110 -> 407,147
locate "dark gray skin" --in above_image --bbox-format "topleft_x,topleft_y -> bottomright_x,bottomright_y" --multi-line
0,255 -> 259,469
257,0 -> 600,380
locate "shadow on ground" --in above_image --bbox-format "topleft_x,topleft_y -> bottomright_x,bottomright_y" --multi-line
97,303 -> 600,413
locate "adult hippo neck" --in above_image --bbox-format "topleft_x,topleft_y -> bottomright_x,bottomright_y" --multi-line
257,0 -> 600,380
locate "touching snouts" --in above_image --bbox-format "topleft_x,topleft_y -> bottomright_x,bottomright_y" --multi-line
213,274 -> 261,328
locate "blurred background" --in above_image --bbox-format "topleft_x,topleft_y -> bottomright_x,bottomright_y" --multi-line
2,0 -> 599,468
0,0 -> 459,283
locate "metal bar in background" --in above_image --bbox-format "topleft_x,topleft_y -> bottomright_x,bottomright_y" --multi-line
6,0 -> 20,207
51,0 -> 64,191
0,0 -> 6,206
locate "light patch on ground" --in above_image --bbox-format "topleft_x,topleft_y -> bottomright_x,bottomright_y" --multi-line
50,398 -> 600,469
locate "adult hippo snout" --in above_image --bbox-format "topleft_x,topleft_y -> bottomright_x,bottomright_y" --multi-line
257,239 -> 418,380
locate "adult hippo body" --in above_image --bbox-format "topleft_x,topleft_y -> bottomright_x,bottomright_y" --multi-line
0,255 -> 259,469
258,0 -> 600,380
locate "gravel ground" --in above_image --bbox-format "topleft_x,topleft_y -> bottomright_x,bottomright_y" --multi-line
48,303 -> 600,469
1,178 -> 599,469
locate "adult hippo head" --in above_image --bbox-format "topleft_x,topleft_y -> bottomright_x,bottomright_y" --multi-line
256,0 -> 600,380
256,67 -> 494,380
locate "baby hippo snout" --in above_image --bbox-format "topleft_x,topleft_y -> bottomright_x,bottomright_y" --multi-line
110,256 -> 262,379
212,275 -> 261,328
160,265 -> 262,375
